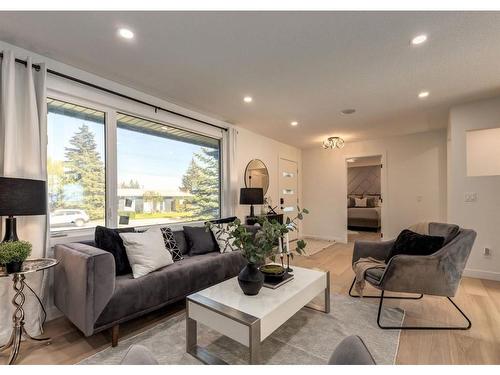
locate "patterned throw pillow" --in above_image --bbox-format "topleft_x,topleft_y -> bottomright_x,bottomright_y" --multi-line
160,227 -> 183,261
211,223 -> 238,253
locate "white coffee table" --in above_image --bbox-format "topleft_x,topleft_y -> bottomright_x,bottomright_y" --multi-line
186,266 -> 330,364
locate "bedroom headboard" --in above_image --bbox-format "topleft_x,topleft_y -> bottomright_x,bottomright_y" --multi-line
347,165 -> 381,195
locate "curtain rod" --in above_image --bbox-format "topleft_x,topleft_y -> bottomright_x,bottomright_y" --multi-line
0,52 -> 228,132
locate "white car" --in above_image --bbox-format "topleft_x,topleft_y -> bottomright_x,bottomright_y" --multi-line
50,209 -> 90,227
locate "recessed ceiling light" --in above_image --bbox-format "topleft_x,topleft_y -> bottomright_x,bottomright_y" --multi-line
340,109 -> 356,115
418,91 -> 430,99
118,28 -> 134,39
290,121 -> 299,126
411,34 -> 427,46
243,96 -> 253,103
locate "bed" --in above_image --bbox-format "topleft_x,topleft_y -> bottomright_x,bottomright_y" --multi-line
347,195 -> 381,230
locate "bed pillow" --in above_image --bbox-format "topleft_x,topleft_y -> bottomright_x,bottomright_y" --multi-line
95,226 -> 136,275
183,225 -> 218,255
347,197 -> 355,208
385,229 -> 445,263
354,197 -> 367,207
366,197 -> 379,208
120,228 -> 173,278
365,195 -> 381,207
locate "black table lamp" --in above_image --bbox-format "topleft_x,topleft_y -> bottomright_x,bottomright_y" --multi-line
0,177 -> 47,242
239,187 -> 264,217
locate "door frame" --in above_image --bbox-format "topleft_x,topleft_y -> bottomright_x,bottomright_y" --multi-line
279,157 -> 300,239
344,152 -> 387,241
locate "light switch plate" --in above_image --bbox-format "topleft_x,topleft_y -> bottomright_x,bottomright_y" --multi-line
465,192 -> 478,202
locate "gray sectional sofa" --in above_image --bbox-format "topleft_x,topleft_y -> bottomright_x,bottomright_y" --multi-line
54,227 -> 247,346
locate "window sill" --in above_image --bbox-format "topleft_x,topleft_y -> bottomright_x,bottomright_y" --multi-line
48,220 -> 208,247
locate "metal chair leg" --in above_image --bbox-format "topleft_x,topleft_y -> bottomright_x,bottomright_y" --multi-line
348,277 -> 423,299
377,290 -> 472,330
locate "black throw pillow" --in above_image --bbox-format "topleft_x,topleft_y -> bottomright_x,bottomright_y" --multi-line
183,226 -> 217,255
160,227 -> 184,261
385,229 -> 445,263
95,226 -> 135,275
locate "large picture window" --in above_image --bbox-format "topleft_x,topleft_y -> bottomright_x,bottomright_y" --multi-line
47,98 -> 106,232
116,113 -> 221,227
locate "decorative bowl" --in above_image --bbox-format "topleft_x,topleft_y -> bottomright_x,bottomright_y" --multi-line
260,264 -> 286,281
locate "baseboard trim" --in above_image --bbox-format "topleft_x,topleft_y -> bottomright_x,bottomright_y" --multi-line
303,234 -> 346,244
463,268 -> 500,281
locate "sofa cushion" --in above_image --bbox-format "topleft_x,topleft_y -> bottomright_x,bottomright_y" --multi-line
365,267 -> 385,285
207,216 -> 238,225
94,251 -> 246,328
95,226 -> 135,276
172,230 -> 189,255
183,226 -> 217,255
120,228 -> 174,279
211,223 -> 239,253
160,227 -> 183,261
385,229 -> 444,263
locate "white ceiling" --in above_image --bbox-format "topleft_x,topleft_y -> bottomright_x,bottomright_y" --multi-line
1,11 -> 500,148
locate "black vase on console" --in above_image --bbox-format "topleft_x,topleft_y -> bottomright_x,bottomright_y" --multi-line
238,263 -> 264,296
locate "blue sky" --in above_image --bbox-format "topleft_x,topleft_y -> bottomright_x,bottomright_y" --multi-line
47,112 -> 212,191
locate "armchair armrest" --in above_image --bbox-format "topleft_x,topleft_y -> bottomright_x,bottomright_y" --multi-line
352,239 -> 395,264
54,242 -> 115,336
381,254 -> 458,297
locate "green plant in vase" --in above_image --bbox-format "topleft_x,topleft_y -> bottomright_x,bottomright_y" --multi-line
0,240 -> 32,273
206,207 -> 309,295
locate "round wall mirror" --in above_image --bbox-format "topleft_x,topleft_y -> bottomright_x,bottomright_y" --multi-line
245,159 -> 270,195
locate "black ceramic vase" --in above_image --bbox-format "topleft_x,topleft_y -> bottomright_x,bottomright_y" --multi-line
238,263 -> 264,296
6,261 -> 23,273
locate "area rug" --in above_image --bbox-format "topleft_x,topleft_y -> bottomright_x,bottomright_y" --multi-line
79,294 -> 403,365
301,238 -> 335,256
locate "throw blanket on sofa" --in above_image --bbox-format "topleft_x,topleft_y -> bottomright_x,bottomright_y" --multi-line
353,257 -> 386,296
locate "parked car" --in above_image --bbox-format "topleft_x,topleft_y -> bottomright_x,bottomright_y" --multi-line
50,209 -> 90,227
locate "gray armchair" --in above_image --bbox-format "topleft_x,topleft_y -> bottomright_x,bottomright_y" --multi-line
349,222 -> 476,330
328,335 -> 376,365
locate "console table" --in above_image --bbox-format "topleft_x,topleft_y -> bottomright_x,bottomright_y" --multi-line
0,258 -> 58,365
245,213 -> 284,225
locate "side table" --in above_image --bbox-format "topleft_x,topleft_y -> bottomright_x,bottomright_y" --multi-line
0,258 -> 58,365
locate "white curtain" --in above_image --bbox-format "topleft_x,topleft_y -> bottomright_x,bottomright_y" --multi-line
222,127 -> 239,217
0,50 -> 48,345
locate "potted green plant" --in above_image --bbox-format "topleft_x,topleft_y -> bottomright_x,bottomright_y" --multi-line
0,240 -> 32,273
207,207 -> 308,295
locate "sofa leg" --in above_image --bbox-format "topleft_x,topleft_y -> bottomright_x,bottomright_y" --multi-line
111,325 -> 119,347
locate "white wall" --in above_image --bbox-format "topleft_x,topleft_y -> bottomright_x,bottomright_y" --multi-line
234,127 -> 302,223
302,129 -> 447,242
448,96 -> 500,281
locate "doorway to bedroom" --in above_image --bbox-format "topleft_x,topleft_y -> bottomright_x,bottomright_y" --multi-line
346,155 -> 383,241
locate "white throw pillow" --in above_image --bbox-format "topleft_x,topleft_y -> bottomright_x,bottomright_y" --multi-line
120,228 -> 173,278
354,197 -> 367,207
211,223 -> 238,253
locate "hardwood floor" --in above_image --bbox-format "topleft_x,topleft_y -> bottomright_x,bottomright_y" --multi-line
3,231 -> 500,365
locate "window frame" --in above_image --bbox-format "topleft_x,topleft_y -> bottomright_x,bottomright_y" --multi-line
115,110 -> 223,229
47,92 -> 112,241
47,88 -> 225,246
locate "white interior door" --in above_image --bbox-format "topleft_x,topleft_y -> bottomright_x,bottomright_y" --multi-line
279,158 -> 299,241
